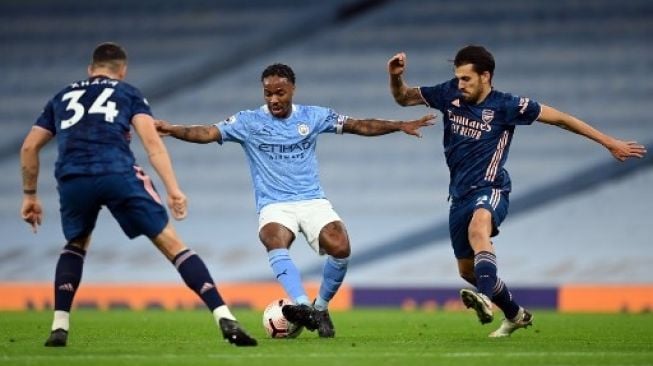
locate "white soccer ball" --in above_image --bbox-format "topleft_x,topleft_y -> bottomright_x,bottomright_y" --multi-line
262,298 -> 303,338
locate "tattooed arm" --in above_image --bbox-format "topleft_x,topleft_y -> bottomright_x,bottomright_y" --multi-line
155,120 -> 221,144
343,114 -> 435,137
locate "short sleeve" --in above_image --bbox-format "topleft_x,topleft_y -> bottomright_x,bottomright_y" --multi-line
419,79 -> 455,111
215,111 -> 250,144
317,107 -> 348,135
34,99 -> 56,135
503,94 -> 541,126
130,87 -> 152,118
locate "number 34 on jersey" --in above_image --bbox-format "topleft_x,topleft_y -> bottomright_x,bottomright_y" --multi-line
61,78 -> 121,129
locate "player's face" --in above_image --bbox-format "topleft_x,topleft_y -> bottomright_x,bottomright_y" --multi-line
454,64 -> 490,104
263,76 -> 295,119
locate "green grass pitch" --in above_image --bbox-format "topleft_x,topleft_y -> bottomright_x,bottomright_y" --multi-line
1,309 -> 652,366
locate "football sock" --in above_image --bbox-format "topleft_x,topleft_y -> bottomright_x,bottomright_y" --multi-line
268,249 -> 309,305
473,251 -> 498,299
213,305 -> 236,322
51,310 -> 70,332
491,278 -> 520,320
172,249 -> 225,311
314,256 -> 349,311
53,243 -> 86,313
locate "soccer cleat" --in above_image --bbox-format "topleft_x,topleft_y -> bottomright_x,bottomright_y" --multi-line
460,288 -> 494,324
489,308 -> 533,338
219,318 -> 258,346
281,304 -> 319,331
315,309 -> 335,338
44,328 -> 68,347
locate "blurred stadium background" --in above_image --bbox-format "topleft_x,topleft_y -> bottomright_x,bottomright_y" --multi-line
1,0 -> 651,311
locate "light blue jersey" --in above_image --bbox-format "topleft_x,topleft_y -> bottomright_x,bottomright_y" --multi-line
215,104 -> 347,212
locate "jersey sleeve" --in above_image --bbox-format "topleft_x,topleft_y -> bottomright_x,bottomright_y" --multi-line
503,94 -> 541,125
129,87 -> 153,118
419,79 -> 455,111
34,99 -> 56,135
214,111 -> 250,144
316,107 -> 348,135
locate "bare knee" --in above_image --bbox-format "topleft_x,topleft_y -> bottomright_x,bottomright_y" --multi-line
319,221 -> 350,258
67,235 -> 91,251
259,223 -> 294,251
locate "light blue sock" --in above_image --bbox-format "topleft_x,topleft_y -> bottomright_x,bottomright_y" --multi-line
268,248 -> 309,305
314,256 -> 349,311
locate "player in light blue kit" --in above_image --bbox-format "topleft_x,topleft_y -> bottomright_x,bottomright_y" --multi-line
388,45 -> 646,337
156,63 -> 434,337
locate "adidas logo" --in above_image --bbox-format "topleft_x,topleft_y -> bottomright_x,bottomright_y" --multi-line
452,98 -> 460,107
58,283 -> 75,292
199,282 -> 215,294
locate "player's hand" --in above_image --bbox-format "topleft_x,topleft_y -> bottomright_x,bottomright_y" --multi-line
167,189 -> 188,220
400,114 -> 436,138
21,195 -> 43,233
388,52 -> 407,76
154,119 -> 172,136
607,139 -> 647,161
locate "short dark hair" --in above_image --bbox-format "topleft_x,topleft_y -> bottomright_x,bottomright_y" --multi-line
454,45 -> 495,79
91,42 -> 127,70
261,63 -> 296,84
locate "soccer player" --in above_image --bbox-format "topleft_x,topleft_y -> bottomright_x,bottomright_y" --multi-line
155,63 -> 434,338
20,42 -> 257,347
387,45 -> 647,337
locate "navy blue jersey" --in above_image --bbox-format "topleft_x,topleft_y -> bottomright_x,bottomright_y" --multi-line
34,76 -> 152,179
420,78 -> 541,199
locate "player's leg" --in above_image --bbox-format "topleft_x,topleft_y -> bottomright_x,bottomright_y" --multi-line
312,220 -> 349,337
150,224 -> 256,346
258,204 -> 310,305
296,199 -> 350,337
466,190 -> 533,336
108,170 -> 256,346
45,176 -> 100,347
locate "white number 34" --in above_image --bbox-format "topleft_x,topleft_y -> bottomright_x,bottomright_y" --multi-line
61,88 -> 119,129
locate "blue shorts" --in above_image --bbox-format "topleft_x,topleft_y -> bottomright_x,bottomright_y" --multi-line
57,166 -> 168,241
448,188 -> 509,259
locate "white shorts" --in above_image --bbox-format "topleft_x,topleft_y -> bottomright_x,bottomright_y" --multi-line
258,198 -> 342,254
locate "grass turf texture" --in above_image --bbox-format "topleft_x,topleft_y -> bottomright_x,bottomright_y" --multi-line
1,309 -> 652,366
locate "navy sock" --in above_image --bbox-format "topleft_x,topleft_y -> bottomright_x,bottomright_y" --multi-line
491,278 -> 520,320
473,251 -> 498,299
172,249 -> 225,311
54,244 -> 86,312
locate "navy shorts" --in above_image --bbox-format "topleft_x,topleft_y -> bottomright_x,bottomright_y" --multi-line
57,166 -> 168,241
448,188 -> 509,259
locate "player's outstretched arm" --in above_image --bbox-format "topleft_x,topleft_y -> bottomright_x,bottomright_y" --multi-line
343,114 -> 435,137
537,104 -> 647,161
19,127 -> 52,233
133,114 -> 187,220
155,119 -> 221,144
388,52 -> 426,107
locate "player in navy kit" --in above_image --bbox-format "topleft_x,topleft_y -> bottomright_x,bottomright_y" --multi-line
156,63 -> 434,338
20,42 -> 257,347
387,45 -> 647,337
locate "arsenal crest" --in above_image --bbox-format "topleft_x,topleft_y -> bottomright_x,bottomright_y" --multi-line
481,109 -> 494,123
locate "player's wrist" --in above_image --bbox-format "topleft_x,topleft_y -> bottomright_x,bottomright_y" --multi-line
23,189 -> 37,195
